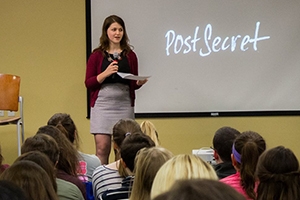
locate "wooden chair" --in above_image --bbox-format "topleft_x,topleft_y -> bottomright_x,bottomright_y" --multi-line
0,73 -> 24,155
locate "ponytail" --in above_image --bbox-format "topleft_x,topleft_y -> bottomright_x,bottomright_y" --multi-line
234,131 -> 266,200
240,141 -> 260,199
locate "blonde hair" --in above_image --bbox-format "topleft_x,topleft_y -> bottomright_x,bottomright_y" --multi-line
130,147 -> 173,200
140,121 -> 159,146
150,154 -> 218,199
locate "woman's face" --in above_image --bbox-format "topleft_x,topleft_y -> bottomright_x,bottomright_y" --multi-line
107,22 -> 124,45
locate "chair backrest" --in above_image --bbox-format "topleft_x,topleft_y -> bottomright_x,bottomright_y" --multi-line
0,74 -> 21,111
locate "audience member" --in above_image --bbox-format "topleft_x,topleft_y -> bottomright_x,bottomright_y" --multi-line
0,160 -> 58,200
153,179 -> 246,200
92,118 -> 142,199
21,133 -> 85,200
130,146 -> 173,200
47,113 -> 101,181
101,132 -> 155,200
15,151 -> 57,192
256,146 -> 300,200
150,154 -> 218,199
0,145 -> 9,175
212,126 -> 241,179
220,131 -> 266,200
36,125 -> 87,200
21,133 -> 60,165
140,120 -> 160,146
0,180 -> 27,200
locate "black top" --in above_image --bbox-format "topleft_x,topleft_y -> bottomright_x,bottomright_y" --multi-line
102,51 -> 130,85
213,162 -> 236,180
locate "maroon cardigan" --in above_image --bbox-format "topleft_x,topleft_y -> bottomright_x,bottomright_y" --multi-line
85,50 -> 141,107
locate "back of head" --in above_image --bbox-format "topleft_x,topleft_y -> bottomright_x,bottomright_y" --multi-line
120,132 -> 155,173
112,119 -> 142,161
0,180 -> 27,200
140,120 -> 159,146
153,179 -> 246,200
0,160 -> 58,200
47,113 -> 79,148
15,151 -> 57,192
213,126 -> 240,162
256,146 -> 300,200
36,125 -> 79,176
151,154 -> 218,199
113,118 -> 142,148
232,131 -> 266,199
21,134 -> 60,165
130,146 -> 173,200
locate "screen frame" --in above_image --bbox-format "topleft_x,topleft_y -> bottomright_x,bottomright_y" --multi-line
85,0 -> 300,118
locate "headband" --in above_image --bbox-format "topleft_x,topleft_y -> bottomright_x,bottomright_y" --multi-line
232,144 -> 241,164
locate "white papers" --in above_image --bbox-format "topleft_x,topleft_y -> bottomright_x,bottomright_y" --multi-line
117,72 -> 150,80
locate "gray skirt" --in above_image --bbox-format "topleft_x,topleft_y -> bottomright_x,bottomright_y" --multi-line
90,83 -> 134,134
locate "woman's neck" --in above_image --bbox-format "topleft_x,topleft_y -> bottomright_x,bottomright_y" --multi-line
106,160 -> 120,170
108,44 -> 121,54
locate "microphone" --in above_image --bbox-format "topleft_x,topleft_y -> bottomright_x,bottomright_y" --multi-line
112,52 -> 119,78
113,52 -> 119,61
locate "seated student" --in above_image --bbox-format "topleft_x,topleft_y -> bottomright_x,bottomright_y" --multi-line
15,151 -> 58,192
256,146 -> 300,200
212,126 -> 241,179
220,131 -> 266,200
150,154 -> 218,199
153,179 -> 246,200
0,160 -> 58,200
140,120 -> 160,146
101,132 -> 155,200
0,145 -> 9,175
129,146 -> 173,200
92,118 -> 142,199
0,180 -> 27,200
35,126 -> 87,200
21,133 -> 85,200
47,113 -> 101,182
48,113 -> 100,200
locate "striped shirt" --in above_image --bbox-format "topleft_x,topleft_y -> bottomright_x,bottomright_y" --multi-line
100,176 -> 134,200
92,165 -> 123,200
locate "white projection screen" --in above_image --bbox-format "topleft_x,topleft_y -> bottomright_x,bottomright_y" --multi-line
87,0 -> 300,117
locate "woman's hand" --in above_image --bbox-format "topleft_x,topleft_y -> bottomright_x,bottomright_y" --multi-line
104,61 -> 118,77
97,61 -> 118,83
137,79 -> 148,86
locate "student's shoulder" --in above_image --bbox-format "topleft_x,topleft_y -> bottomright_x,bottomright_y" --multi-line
93,164 -> 120,176
79,151 -> 101,165
56,178 -> 85,200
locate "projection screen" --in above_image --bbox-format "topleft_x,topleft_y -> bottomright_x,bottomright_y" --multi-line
87,0 -> 300,117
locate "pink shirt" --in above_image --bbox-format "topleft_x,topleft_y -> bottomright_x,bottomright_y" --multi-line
220,172 -> 257,200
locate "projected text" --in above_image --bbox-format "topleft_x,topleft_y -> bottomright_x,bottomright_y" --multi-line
165,21 -> 270,56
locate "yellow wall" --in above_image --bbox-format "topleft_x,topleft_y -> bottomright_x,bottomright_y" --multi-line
1,1 -> 300,165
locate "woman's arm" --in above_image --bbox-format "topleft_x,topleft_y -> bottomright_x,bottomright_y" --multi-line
85,52 -> 102,90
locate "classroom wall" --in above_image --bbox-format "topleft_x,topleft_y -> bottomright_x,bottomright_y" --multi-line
1,1 -> 300,165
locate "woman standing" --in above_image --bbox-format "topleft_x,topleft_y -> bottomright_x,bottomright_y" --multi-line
85,15 -> 147,164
